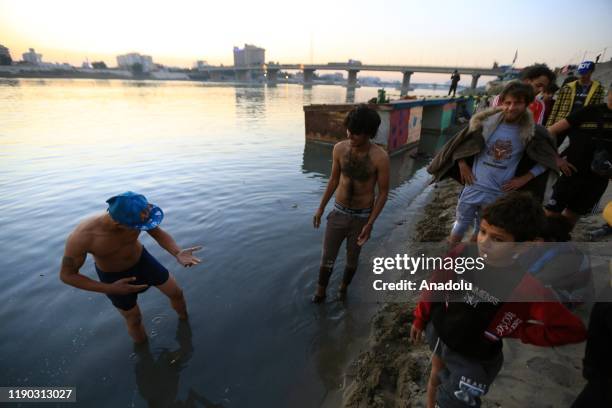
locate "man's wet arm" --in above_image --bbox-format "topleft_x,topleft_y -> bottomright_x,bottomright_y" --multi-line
61,254 -> 86,274
147,227 -> 181,256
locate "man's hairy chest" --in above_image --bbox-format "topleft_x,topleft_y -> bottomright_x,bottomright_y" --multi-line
341,150 -> 375,182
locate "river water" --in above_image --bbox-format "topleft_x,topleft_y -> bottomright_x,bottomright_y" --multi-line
0,79 -> 444,407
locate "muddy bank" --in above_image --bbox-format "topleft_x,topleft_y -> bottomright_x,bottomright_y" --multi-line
342,180 -> 459,408
342,178 -> 611,408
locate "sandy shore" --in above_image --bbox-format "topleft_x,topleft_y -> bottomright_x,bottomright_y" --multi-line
342,178 -> 612,408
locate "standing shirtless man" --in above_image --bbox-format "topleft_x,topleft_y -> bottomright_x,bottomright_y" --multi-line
60,191 -> 201,343
312,105 -> 390,303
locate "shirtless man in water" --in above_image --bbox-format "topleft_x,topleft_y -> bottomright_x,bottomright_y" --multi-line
312,105 -> 390,302
60,191 -> 201,343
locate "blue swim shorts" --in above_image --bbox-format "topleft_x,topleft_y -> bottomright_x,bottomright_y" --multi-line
95,247 -> 169,311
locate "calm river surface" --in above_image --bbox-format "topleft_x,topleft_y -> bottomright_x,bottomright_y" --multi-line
0,79 -> 443,407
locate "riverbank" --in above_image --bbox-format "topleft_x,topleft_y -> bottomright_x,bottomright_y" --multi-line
342,178 -> 612,407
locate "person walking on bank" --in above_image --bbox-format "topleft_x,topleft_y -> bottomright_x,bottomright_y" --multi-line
60,192 -> 202,343
312,105 -> 390,303
448,70 -> 461,97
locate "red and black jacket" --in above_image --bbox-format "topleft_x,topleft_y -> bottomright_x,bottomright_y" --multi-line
413,245 -> 587,351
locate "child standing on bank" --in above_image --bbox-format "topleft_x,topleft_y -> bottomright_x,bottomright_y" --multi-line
410,192 -> 586,408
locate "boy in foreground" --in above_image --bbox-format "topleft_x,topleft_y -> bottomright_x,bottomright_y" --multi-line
410,192 -> 586,408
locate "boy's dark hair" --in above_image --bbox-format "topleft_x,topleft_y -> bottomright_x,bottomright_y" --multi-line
344,104 -> 382,139
482,192 -> 545,242
542,214 -> 572,242
520,63 -> 556,84
545,82 -> 560,94
499,81 -> 535,105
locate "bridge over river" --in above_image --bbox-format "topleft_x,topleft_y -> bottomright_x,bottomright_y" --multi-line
197,63 -> 507,95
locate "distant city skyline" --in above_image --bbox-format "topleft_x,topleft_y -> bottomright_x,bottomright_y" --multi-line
1,0 -> 611,83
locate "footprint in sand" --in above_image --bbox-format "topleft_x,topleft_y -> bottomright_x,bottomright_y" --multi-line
526,356 -> 578,387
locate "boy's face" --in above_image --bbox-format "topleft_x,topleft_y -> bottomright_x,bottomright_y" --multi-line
501,95 -> 527,123
525,75 -> 550,95
347,130 -> 370,148
477,219 -> 518,266
139,204 -> 152,222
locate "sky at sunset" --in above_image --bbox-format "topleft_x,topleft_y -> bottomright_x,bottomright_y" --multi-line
1,0 -> 611,79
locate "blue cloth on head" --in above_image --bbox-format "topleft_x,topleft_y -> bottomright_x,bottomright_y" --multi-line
106,191 -> 163,230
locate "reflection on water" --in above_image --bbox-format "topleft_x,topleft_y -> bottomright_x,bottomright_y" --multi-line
122,80 -> 165,88
133,320 -> 203,407
234,86 -> 266,120
132,320 -> 225,407
345,89 -> 355,104
302,88 -> 313,106
312,307 -> 357,391
302,142 -> 333,178
0,79 -> 436,407
0,78 -> 20,87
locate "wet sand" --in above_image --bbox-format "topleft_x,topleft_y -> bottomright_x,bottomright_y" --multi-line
342,179 -> 612,408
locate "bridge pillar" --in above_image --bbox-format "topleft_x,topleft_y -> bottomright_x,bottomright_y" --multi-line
470,74 -> 481,90
236,70 -> 250,82
303,69 -> 315,86
400,71 -> 413,96
266,68 -> 279,84
347,70 -> 359,88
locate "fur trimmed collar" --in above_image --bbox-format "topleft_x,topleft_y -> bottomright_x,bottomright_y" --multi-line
468,107 -> 535,144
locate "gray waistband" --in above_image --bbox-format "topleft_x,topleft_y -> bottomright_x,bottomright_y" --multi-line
334,202 -> 372,218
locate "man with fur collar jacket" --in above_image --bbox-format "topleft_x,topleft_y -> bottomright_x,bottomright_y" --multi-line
427,81 -> 559,245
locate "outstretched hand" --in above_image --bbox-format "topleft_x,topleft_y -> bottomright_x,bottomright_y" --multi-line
176,246 -> 203,267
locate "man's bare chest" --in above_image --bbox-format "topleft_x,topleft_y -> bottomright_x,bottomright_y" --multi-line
90,231 -> 141,258
341,151 -> 375,182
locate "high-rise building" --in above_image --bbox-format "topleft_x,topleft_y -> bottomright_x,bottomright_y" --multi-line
0,44 -> 12,65
233,44 -> 265,67
22,48 -> 42,65
195,60 -> 210,70
116,53 -> 154,72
